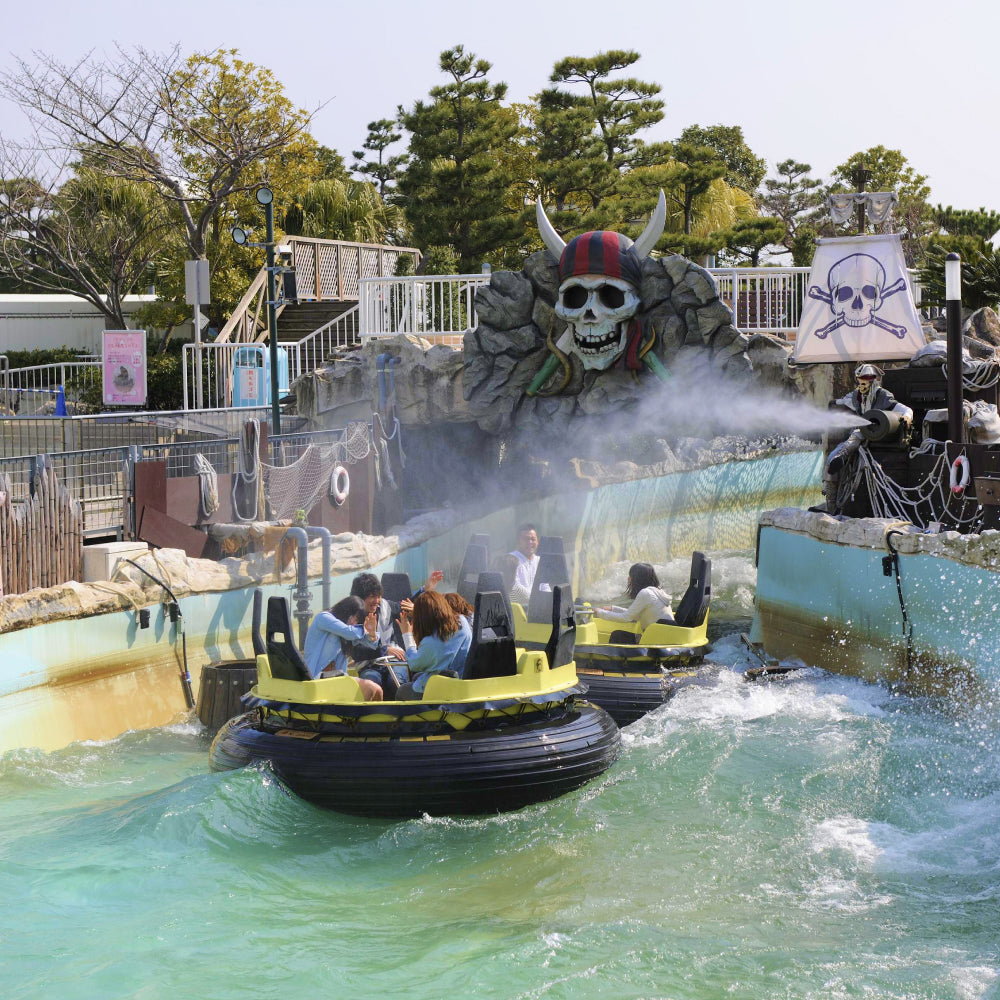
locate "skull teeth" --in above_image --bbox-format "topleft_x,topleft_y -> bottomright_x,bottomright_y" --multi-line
575,329 -> 621,352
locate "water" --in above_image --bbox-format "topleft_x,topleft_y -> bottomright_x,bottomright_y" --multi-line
2,553 -> 998,1000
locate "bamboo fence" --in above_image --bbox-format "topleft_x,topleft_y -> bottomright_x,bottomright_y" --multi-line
0,456 -> 83,598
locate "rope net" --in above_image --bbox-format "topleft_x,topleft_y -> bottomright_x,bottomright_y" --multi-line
261,421 -> 372,521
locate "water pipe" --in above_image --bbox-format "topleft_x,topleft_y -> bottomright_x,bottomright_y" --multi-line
304,525 -> 332,612
284,526 -> 312,648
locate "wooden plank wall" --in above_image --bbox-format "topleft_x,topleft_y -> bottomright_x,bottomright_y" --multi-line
0,457 -> 83,598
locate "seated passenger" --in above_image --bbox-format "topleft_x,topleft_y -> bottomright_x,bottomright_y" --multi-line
395,591 -> 473,698
349,569 -> 445,663
598,562 -> 674,643
497,553 -> 530,606
302,595 -> 383,701
443,592 -> 474,628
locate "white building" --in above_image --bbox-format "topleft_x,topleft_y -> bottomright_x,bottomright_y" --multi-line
0,294 -> 189,353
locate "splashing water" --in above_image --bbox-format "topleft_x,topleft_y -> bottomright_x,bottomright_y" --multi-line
1,551 -> 997,1000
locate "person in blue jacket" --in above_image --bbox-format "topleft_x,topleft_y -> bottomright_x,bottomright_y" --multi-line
303,595 -> 383,700
395,591 -> 472,699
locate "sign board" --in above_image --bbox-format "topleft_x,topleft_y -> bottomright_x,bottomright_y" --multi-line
185,259 -> 211,306
792,234 -> 925,363
102,330 -> 147,407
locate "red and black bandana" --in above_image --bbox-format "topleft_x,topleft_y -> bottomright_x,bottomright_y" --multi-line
558,231 -> 642,287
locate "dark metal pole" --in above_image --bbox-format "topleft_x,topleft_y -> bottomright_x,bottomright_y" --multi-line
265,200 -> 281,437
945,252 -> 964,443
852,166 -> 870,236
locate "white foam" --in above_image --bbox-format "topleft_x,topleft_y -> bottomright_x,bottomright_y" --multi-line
811,815 -> 882,866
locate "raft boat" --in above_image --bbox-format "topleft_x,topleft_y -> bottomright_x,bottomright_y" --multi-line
459,536 -> 713,726
210,586 -> 620,817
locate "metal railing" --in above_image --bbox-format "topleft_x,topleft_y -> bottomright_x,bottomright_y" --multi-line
707,268 -> 810,337
0,424 -> 354,541
182,342 -> 304,411
216,237 -> 421,345
706,266 -> 925,338
0,405 -> 278,460
359,274 -> 491,342
0,358 -> 102,415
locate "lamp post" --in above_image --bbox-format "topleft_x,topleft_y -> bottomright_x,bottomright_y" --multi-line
945,252 -> 964,443
232,186 -> 281,437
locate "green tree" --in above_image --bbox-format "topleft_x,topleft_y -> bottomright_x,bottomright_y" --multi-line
933,205 -> 1000,241
678,125 -> 765,193
661,140 -> 727,235
828,146 -> 933,263
353,120 -> 409,199
0,166 -> 171,328
757,159 -> 825,260
397,46 -> 524,272
533,50 -> 663,235
716,216 -> 787,267
284,177 -> 401,244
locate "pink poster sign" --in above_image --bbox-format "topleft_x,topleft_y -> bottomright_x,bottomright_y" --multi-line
102,330 -> 147,407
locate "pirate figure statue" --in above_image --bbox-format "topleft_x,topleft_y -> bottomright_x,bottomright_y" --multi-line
823,363 -> 913,511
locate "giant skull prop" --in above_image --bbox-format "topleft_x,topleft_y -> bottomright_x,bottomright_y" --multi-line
537,193 -> 666,371
827,253 -> 887,328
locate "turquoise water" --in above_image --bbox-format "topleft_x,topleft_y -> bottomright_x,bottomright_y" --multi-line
2,554 -> 998,1000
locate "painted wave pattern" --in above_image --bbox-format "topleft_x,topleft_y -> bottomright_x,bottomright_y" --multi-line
1,555 -> 998,1000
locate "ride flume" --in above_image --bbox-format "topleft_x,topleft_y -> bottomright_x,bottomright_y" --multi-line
209,588 -> 620,818
456,535 -> 714,727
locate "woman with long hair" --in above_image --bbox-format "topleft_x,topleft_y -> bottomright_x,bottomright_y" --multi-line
599,563 -> 674,641
396,590 -> 472,698
302,594 -> 383,700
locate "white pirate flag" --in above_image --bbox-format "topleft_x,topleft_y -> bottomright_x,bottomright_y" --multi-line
792,234 -> 925,363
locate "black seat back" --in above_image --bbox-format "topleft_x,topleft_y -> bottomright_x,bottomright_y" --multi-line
527,538 -> 571,624
251,588 -> 266,657
544,584 -> 576,669
380,572 -> 412,605
673,551 -> 711,628
266,596 -> 312,681
463,590 -> 518,680
457,535 -> 490,605
476,571 -> 514,629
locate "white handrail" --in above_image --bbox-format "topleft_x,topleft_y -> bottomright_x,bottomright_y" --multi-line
359,274 -> 491,339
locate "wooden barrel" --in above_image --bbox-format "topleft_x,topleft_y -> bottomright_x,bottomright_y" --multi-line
197,660 -> 258,731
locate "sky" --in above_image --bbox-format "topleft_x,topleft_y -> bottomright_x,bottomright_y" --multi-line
2,0 -> 999,212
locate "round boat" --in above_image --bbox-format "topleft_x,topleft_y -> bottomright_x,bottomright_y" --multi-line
512,550 -> 714,726
209,588 -> 620,817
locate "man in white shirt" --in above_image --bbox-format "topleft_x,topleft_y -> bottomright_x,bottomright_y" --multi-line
509,524 -> 540,594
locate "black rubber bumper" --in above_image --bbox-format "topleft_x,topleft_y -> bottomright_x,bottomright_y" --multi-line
210,705 -> 621,818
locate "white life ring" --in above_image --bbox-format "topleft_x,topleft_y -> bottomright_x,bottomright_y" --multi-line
950,455 -> 970,495
331,465 -> 350,506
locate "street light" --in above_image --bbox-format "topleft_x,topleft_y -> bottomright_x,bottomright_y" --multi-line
231,186 -> 281,436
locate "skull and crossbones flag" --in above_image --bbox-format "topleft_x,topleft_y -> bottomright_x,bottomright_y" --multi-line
792,234 -> 925,362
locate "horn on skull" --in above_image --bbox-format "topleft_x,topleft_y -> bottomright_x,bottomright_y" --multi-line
630,190 -> 667,260
536,198 -> 566,259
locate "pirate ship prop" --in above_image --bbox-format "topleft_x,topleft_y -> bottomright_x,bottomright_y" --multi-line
750,230 -> 1000,693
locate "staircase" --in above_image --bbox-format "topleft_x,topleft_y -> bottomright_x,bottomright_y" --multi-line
278,301 -> 361,373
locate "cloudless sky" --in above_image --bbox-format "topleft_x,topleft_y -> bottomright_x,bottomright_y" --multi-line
3,0 -> 999,211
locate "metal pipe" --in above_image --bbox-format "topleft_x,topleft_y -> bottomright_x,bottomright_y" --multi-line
284,526 -> 311,648
304,525 -> 332,611
945,253 -> 964,443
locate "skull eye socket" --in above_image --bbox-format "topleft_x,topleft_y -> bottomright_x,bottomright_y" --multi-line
836,287 -> 854,303
562,286 -> 589,310
598,285 -> 626,309
862,284 -> 877,299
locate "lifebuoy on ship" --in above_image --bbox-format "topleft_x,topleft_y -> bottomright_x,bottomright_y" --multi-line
331,465 -> 350,506
950,455 -> 970,494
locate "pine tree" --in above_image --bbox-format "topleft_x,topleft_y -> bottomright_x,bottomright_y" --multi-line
758,159 -> 825,260
397,46 -> 524,272
352,119 -> 409,199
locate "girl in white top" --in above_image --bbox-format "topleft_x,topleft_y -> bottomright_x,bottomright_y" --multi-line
599,563 -> 674,631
